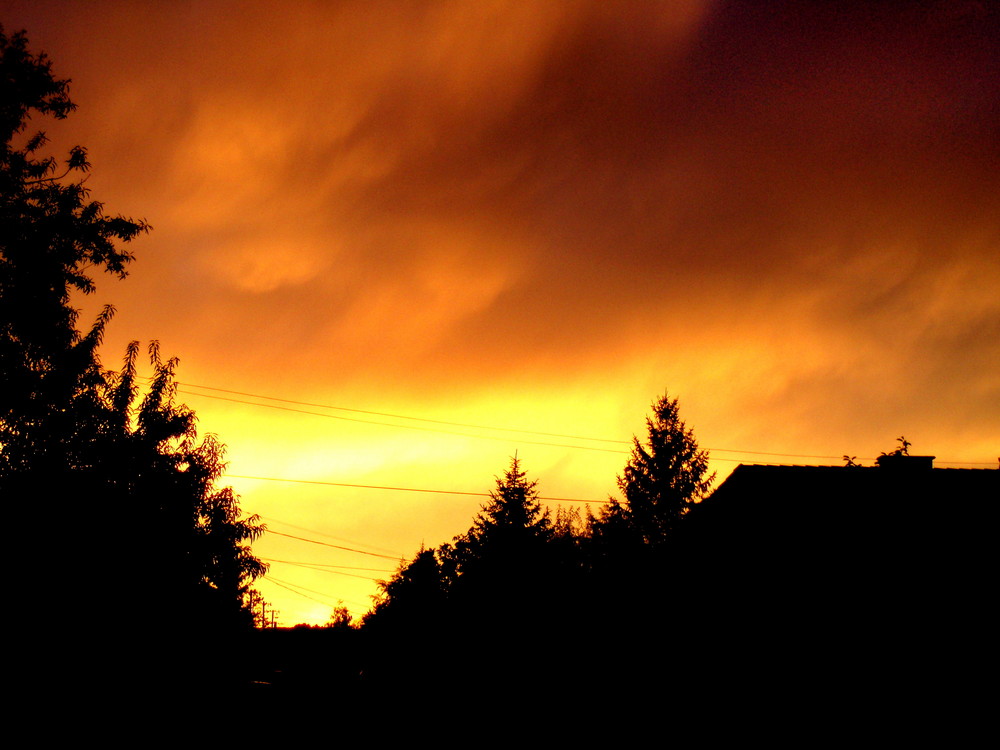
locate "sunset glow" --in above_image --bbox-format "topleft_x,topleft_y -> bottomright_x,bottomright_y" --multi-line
6,1 -> 997,625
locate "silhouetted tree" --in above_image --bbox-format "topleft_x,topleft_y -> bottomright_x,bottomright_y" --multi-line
551,504 -> 587,565
103,341 -> 267,634
470,455 -> 551,543
1,26 -> 147,479
356,545 -> 454,687
1,29 -> 265,686
573,395 -> 720,693
363,457 -> 555,638
444,455 -> 553,599
364,546 -> 448,632
327,602 -> 355,630
592,392 -> 714,548
361,457 -> 567,687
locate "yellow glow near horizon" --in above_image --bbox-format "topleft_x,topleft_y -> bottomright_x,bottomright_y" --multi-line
7,2 -> 997,626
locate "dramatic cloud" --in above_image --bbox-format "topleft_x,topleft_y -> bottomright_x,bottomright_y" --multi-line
7,0 -> 997,623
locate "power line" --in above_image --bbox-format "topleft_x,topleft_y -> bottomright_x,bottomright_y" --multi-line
176,380 -> 628,445
227,473 -> 611,504
164,378 -> 997,466
265,530 -> 404,560
181,389 -> 628,454
261,558 -> 389,580
260,558 -> 394,573
258,516 -> 401,557
263,576 -> 369,616
179,387 -> 811,460
263,576 -> 343,609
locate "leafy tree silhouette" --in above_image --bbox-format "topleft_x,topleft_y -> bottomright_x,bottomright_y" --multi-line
880,435 -> 912,458
1,27 -> 265,689
103,341 -> 267,635
1,26 -> 147,479
327,602 -> 355,630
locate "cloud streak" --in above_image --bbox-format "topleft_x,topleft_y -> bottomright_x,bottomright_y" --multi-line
7,0 -> 997,623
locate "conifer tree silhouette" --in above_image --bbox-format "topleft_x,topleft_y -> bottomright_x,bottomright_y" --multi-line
592,393 -> 714,548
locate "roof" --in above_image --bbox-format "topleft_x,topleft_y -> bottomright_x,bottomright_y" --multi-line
670,457 -> 997,696
678,456 -> 997,587
699,458 -> 996,513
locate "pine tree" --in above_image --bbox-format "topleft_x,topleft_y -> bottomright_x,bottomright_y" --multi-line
593,393 -> 714,547
449,455 -> 552,586
364,546 -> 448,632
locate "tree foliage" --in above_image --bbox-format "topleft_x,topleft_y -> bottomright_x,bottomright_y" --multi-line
360,403 -> 715,689
365,456 -> 558,633
0,27 -> 265,646
325,601 -> 355,630
105,342 -> 268,631
1,27 -> 146,461
360,457 -> 569,686
363,546 -> 448,634
592,393 -> 714,548
445,454 -> 553,584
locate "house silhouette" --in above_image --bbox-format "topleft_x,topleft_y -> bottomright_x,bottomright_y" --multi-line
670,455 -> 997,710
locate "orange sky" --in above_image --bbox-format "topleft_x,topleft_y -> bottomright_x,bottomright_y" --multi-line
5,1 -> 998,625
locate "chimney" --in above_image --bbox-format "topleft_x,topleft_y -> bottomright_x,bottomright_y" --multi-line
875,454 -> 935,470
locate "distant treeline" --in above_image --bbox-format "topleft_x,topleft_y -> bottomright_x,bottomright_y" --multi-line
245,394 -> 724,699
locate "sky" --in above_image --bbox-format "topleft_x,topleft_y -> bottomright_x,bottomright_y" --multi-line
4,0 -> 998,625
